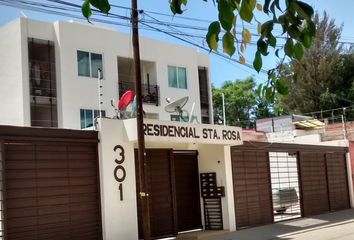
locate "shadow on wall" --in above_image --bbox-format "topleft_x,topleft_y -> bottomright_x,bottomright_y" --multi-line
204,209 -> 354,240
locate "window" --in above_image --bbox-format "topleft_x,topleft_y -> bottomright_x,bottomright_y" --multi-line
77,51 -> 103,78
171,114 -> 189,122
80,109 -> 106,129
168,66 -> 187,89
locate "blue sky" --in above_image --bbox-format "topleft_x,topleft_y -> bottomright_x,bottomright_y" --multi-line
0,0 -> 353,88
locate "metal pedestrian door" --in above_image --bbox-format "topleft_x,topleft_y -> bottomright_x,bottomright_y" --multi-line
135,149 -> 202,239
174,151 -> 202,233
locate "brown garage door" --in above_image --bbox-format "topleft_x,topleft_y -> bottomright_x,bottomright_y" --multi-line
136,149 -> 177,239
231,150 -> 273,229
326,153 -> 350,211
174,151 -> 202,232
3,141 -> 101,240
299,152 -> 330,217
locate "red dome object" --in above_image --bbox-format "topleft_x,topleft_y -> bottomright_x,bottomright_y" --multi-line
118,90 -> 134,110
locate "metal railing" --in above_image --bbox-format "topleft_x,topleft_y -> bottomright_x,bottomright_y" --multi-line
119,81 -> 160,106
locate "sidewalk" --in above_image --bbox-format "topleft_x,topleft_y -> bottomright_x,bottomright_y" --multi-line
205,209 -> 354,240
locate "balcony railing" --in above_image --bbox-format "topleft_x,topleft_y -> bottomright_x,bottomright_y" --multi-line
119,81 -> 160,106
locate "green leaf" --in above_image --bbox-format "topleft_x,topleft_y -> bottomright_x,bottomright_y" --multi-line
82,0 -> 92,20
89,0 -> 110,14
240,0 -> 253,23
170,0 -> 183,14
265,87 -> 273,103
274,0 -> 281,11
288,1 -> 296,15
242,28 -> 251,43
210,34 -> 219,52
276,92 -> 283,101
253,51 -> 262,73
270,72 -> 276,83
257,40 -> 268,56
263,0 -> 271,14
222,32 -> 235,56
249,0 -> 256,10
267,34 -> 276,48
296,1 -> 314,20
306,20 -> 316,36
287,25 -> 302,41
256,83 -> 263,97
261,20 -> 274,38
294,42 -> 303,60
275,49 -> 280,58
285,38 -> 294,57
180,0 -> 187,6
301,30 -> 312,48
279,76 -> 287,87
275,78 -> 289,95
218,0 -> 234,31
270,2 -> 276,18
206,21 -> 221,51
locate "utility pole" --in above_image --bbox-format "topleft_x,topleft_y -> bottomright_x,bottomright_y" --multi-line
131,1 -> 151,240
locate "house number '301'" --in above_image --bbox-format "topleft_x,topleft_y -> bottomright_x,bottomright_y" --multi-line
113,145 -> 126,201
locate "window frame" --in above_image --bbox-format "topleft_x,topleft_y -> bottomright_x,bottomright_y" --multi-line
170,114 -> 189,122
167,65 -> 188,89
77,50 -> 104,78
80,108 -> 106,129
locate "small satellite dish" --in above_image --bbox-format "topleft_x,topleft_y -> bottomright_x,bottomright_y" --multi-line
165,96 -> 189,113
131,95 -> 136,118
118,90 -> 134,110
164,96 -> 200,123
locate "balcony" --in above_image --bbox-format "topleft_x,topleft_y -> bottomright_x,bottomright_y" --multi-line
119,81 -> 160,106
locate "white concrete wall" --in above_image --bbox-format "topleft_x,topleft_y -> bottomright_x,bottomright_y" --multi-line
261,131 -> 322,144
54,19 -> 209,129
0,18 -> 26,126
195,144 -> 236,231
345,152 -> 354,208
97,118 -> 138,240
0,18 -> 211,129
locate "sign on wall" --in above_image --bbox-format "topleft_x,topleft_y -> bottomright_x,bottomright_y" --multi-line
123,119 -> 243,145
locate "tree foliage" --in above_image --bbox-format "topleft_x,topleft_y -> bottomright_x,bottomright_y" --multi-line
212,77 -> 287,128
81,0 -> 316,102
279,12 -> 354,120
213,77 -> 256,127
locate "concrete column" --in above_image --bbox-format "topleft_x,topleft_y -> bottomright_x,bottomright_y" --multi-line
97,118 -> 138,240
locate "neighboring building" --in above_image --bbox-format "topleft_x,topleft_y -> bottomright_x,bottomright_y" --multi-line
256,114 -> 325,143
255,114 -> 354,145
0,18 -> 213,129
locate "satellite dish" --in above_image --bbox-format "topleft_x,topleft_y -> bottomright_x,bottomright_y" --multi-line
165,96 -> 189,113
131,95 -> 136,117
164,96 -> 200,123
118,90 -> 134,110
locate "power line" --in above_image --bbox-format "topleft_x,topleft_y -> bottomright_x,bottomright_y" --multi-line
0,0 -> 271,77
3,0 -> 354,80
143,12 -> 270,81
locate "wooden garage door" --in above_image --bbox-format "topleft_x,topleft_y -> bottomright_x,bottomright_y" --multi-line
4,142 -> 102,240
231,150 -> 273,229
299,152 -> 330,217
174,151 -> 202,232
326,153 -> 350,211
136,149 -> 177,239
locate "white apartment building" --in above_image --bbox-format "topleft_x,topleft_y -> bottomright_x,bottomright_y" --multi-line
0,17 -> 213,129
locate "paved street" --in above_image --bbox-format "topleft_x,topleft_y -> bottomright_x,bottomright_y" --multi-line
205,209 -> 354,240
